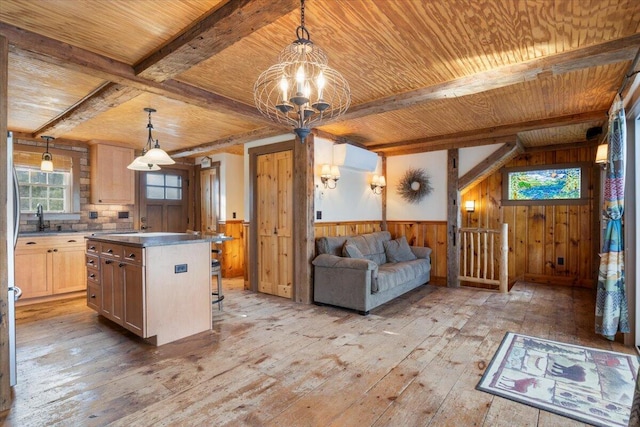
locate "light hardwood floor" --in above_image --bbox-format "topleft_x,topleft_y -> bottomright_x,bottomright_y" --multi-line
1,280 -> 634,426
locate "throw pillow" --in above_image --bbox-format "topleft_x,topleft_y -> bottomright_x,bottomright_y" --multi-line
383,236 -> 417,263
342,241 -> 365,259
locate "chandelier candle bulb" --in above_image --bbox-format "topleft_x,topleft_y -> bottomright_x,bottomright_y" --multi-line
296,66 -> 305,94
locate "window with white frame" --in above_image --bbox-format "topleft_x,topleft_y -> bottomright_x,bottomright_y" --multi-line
14,150 -> 74,213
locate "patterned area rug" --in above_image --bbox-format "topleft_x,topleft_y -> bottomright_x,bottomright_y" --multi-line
477,332 -> 640,427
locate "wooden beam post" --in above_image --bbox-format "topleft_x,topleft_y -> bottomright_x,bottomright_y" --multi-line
0,34 -> 11,410
293,134 -> 314,304
447,149 -> 460,288
381,155 -> 387,231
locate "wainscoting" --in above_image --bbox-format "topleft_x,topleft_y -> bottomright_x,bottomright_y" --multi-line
461,146 -> 598,288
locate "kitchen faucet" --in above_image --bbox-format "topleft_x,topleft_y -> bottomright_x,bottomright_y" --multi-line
36,203 -> 48,232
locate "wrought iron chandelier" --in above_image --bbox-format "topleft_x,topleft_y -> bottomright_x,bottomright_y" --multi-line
253,0 -> 350,141
127,108 -> 174,171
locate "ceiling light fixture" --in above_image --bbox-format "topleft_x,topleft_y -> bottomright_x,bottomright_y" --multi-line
40,136 -> 54,172
127,108 -> 174,171
253,0 -> 350,142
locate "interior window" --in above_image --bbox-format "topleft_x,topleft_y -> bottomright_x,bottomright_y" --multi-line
146,172 -> 183,200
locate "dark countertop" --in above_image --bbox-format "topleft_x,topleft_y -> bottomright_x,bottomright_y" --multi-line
85,232 -> 232,247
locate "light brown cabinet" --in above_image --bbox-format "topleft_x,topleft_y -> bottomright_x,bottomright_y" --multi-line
90,143 -> 135,204
86,237 -> 211,346
15,235 -> 86,300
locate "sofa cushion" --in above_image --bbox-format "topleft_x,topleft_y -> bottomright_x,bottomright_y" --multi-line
342,241 -> 365,259
383,236 -> 417,263
344,231 -> 390,265
376,259 -> 430,293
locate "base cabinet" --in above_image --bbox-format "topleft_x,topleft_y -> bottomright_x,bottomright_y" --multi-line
86,238 -> 211,346
92,241 -> 145,337
15,235 -> 86,300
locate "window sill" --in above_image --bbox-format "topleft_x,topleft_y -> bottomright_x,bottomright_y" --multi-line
22,213 -> 81,221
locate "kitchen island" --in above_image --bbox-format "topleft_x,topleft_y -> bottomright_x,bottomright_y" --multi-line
85,232 -> 212,346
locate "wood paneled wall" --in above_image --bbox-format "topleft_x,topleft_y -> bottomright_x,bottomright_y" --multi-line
314,221 -> 383,238
313,220 -> 447,285
217,221 -> 244,278
386,221 -> 448,284
461,146 -> 598,287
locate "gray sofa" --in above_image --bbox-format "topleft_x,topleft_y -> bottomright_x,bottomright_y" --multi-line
312,231 -> 431,314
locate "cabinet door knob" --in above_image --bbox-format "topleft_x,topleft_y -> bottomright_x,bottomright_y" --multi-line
105,260 -> 112,265
89,245 -> 96,250
47,249 -> 52,253
107,249 -> 113,254
68,239 -> 77,243
90,294 -> 96,299
89,273 -> 96,279
118,263 -> 125,268
53,249 -> 58,252
26,241 -> 37,245
128,253 -> 135,258
88,260 -> 94,265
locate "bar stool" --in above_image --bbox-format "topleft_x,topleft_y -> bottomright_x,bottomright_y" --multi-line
211,249 -> 223,310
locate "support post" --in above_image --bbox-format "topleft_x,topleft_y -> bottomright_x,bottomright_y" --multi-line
499,223 -> 509,293
447,149 -> 460,288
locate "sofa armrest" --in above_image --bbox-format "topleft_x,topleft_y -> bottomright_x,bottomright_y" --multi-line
312,254 -> 378,271
411,246 -> 432,259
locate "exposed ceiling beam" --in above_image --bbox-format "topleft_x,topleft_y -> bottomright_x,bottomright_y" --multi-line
135,0 -> 299,82
34,83 -> 142,138
338,34 -> 640,123
371,110 -> 607,155
169,127 -> 285,158
459,140 -> 524,192
1,23 -> 270,124
311,129 -> 368,149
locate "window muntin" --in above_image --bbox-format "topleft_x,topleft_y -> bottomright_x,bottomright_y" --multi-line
146,173 -> 183,200
16,168 -> 72,213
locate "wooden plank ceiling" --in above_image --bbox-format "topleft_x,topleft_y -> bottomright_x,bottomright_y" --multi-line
1,0 -> 638,157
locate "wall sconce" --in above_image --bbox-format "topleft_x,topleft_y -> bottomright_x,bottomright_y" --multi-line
370,174 -> 386,195
465,200 -> 475,212
320,164 -> 340,189
595,143 -> 608,165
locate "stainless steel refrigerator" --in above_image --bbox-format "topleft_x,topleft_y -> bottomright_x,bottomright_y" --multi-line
7,131 -> 22,386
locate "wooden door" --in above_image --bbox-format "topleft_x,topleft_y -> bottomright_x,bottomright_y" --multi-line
139,169 -> 189,232
257,151 -> 293,298
100,257 -> 119,322
200,167 -> 219,233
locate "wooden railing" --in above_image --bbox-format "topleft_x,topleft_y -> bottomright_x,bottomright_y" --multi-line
458,223 -> 508,293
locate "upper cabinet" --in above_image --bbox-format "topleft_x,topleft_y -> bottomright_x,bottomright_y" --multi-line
90,144 -> 135,204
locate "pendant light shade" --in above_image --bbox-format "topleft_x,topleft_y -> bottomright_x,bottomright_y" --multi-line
127,155 -> 161,171
127,108 -> 174,170
140,146 -> 175,165
40,136 -> 54,172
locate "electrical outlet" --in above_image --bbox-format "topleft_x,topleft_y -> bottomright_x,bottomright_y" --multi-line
316,211 -> 322,220
557,257 -> 564,266
233,212 -> 236,219
174,264 -> 188,274
89,211 -> 98,219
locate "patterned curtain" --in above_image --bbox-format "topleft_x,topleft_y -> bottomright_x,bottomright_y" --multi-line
595,95 -> 629,340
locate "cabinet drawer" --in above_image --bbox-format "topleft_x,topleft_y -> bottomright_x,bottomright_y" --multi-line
86,240 -> 99,254
100,243 -> 122,259
87,267 -> 100,284
86,254 -> 99,270
87,283 -> 101,311
122,246 -> 143,264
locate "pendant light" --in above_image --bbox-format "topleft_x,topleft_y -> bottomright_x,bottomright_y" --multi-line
127,108 -> 174,170
253,0 -> 350,141
40,136 -> 54,172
